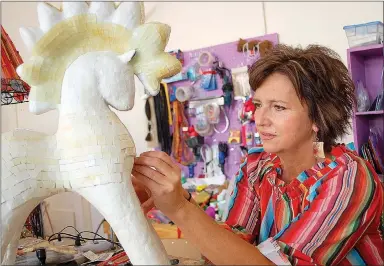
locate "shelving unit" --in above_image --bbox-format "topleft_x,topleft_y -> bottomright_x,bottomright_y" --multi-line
347,43 -> 383,159
355,110 -> 384,116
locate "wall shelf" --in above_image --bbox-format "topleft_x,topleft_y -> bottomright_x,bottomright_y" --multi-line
348,43 -> 383,163
355,110 -> 384,116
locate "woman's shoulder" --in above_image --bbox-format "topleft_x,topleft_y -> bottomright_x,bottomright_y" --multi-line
325,144 -> 382,186
331,144 -> 373,170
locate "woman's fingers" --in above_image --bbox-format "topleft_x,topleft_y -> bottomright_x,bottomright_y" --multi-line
134,156 -> 176,179
132,169 -> 163,192
131,176 -> 151,203
141,197 -> 154,214
132,164 -> 168,185
140,151 -> 180,172
132,175 -> 144,189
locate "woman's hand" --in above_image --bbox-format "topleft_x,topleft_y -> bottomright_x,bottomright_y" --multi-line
131,176 -> 155,214
132,151 -> 188,218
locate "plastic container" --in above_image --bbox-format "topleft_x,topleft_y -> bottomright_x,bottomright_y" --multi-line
343,21 -> 383,48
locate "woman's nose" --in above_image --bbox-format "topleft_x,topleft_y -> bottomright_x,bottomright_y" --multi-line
254,107 -> 270,127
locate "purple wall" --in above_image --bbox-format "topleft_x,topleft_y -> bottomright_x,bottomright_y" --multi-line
168,33 -> 279,181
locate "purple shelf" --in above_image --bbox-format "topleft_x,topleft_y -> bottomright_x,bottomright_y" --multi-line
355,110 -> 384,116
347,44 -> 383,57
348,43 -> 384,160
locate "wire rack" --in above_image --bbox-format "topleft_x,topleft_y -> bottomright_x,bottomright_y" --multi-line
1,78 -> 30,105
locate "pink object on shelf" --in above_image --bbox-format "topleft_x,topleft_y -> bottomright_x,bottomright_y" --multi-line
205,206 -> 216,219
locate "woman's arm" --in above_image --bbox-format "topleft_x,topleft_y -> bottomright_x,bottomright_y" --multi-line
133,151 -> 274,265
171,199 -> 274,265
133,177 -> 197,213
182,189 -> 197,205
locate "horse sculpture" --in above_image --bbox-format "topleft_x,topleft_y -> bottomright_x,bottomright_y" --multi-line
1,2 -> 181,265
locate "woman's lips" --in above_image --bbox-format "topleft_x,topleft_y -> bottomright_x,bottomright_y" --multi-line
259,132 -> 276,140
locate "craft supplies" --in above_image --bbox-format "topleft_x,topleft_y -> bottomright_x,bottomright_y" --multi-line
154,84 -> 172,154
144,98 -> 152,141
188,164 -> 196,178
213,106 -> 230,134
213,59 -> 233,107
172,101 -> 194,165
146,96 -> 160,149
155,34 -> 278,192
191,97 -> 225,137
200,70 -> 217,91
195,106 -> 213,136
228,129 -> 241,144
238,98 -> 256,123
231,66 -> 251,100
162,83 -> 173,125
237,38 -> 273,58
356,80 -> 370,112
204,102 -> 221,124
168,49 -> 184,65
244,123 -> 254,147
218,142 -> 228,174
186,62 -> 201,82
254,132 -> 262,146
188,96 -> 224,108
162,72 -> 188,83
185,126 -> 204,149
169,86 -> 177,102
198,51 -> 215,66
175,86 -> 194,102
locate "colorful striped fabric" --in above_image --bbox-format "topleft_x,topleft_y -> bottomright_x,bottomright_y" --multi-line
1,25 -> 24,79
225,145 -> 384,265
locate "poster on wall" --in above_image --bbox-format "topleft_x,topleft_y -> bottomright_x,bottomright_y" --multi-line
1,26 -> 30,105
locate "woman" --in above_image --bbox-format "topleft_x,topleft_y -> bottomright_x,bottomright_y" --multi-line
132,45 -> 384,265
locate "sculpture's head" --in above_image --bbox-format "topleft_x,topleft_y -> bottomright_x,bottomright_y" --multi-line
16,2 -> 182,114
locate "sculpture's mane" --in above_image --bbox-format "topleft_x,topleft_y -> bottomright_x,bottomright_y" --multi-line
18,2 -> 181,104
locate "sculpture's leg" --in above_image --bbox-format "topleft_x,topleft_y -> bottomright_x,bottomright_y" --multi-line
1,198 -> 42,265
2,230 -> 21,265
75,175 -> 170,265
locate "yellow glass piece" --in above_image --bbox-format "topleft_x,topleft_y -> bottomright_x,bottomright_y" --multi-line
19,14 -> 181,104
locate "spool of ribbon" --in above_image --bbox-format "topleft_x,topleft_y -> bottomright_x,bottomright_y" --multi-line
198,51 -> 215,66
175,86 -> 194,102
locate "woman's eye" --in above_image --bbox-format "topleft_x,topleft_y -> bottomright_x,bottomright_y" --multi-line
254,103 -> 262,109
274,105 -> 286,111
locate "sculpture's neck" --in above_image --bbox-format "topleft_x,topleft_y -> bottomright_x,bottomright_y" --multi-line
59,52 -> 110,116
57,109 -> 123,135
57,52 -> 122,134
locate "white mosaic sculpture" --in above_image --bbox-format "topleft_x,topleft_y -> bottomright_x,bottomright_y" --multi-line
1,2 -> 181,265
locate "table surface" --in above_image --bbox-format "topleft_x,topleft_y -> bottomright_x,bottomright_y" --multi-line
15,237 -> 206,265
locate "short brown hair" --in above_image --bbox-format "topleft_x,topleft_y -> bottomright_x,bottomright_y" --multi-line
249,44 -> 355,152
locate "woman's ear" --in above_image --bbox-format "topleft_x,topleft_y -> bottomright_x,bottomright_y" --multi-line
312,124 -> 319,133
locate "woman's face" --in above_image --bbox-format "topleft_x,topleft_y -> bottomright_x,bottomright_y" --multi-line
253,73 -> 315,154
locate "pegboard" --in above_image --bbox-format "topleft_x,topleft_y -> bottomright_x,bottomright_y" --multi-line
167,33 -> 279,182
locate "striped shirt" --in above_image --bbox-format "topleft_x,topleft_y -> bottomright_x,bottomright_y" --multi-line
225,145 -> 384,265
